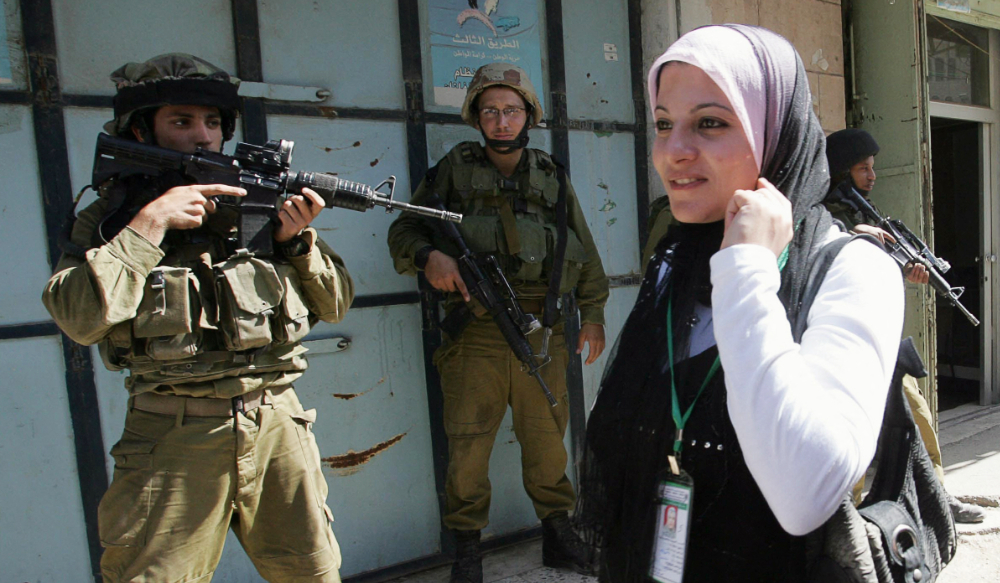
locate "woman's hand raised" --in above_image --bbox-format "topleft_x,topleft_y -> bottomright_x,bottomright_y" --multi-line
720,177 -> 793,257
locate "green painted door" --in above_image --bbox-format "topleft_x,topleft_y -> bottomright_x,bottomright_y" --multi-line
847,0 -> 938,411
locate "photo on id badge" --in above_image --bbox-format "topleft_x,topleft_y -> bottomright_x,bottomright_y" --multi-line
650,471 -> 693,583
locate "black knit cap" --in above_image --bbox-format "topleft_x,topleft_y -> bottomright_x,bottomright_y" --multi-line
825,128 -> 879,178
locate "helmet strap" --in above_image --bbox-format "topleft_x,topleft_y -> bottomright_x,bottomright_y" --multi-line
131,114 -> 155,144
481,122 -> 530,155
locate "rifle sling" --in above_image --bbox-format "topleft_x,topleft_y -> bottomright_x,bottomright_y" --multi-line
543,164 -> 568,328
498,200 -> 522,256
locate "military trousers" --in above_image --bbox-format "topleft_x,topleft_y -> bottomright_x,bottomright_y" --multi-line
98,386 -> 342,583
852,374 -> 946,503
435,316 -> 575,532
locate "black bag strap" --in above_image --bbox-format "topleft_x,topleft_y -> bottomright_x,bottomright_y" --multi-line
543,161 -> 568,328
792,233 -> 881,342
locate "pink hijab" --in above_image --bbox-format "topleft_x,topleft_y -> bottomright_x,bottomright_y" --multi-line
646,25 -> 799,172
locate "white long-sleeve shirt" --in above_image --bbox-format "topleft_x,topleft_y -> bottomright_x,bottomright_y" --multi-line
708,230 -> 904,535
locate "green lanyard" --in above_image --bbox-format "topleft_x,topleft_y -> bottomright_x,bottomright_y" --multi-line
667,243 -> 791,461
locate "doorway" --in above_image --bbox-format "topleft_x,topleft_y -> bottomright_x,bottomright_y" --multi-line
930,118 -> 986,410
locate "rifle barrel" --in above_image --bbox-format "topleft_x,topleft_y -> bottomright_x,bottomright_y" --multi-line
389,200 -> 463,223
955,302 -> 980,327
531,369 -> 558,407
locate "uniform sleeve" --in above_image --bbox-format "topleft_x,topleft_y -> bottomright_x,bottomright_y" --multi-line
285,228 -> 354,323
709,238 -> 904,536
386,159 -> 452,276
42,198 -> 165,345
565,179 -> 609,326
642,196 -> 675,274
825,201 -> 860,231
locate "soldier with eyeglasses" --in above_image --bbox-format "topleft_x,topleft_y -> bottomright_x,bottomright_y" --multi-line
387,63 -> 608,582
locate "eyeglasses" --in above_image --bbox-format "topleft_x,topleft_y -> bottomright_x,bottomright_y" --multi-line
479,106 -> 526,120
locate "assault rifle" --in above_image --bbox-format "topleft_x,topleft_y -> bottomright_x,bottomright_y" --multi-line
91,133 -> 462,257
829,183 -> 979,326
426,194 -> 557,407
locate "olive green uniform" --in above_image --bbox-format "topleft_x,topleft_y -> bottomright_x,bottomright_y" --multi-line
43,186 -> 352,582
641,195 -> 674,275
825,195 -> 945,485
387,142 -> 608,531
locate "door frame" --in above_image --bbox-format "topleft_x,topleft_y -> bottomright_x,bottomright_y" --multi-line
927,24 -> 1000,406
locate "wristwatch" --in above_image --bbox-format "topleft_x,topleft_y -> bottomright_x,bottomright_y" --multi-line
414,245 -> 435,270
277,236 -> 310,258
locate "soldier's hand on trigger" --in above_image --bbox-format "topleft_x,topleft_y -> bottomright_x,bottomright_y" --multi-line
424,250 -> 471,302
274,187 -> 324,243
130,183 -> 247,246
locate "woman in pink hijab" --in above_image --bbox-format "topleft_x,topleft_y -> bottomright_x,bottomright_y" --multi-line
576,25 -> 904,582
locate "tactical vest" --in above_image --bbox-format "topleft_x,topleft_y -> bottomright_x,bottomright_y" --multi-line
433,142 -> 588,295
92,182 -> 314,386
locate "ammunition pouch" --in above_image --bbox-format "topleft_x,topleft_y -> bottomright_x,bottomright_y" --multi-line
99,250 -> 314,377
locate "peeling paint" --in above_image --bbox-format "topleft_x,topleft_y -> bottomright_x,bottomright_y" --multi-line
322,432 -> 407,472
598,198 -> 616,212
319,140 -> 362,153
811,49 -> 830,72
332,377 -> 386,400
594,131 -> 612,138
606,217 -> 618,227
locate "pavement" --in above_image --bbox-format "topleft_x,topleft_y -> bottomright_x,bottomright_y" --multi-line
934,403 -> 1000,583
385,402 -> 1000,583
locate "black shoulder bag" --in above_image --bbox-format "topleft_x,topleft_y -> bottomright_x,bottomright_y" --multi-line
795,235 -> 958,583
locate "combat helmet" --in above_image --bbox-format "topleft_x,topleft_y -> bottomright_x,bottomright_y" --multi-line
461,64 -> 543,153
104,53 -> 241,144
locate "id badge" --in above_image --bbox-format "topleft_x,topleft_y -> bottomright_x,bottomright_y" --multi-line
649,468 -> 694,583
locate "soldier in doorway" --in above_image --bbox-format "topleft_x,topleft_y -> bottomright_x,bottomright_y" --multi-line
42,54 -> 353,581
824,128 -> 985,523
387,64 -> 609,581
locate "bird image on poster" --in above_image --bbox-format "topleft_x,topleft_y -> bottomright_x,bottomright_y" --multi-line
429,0 -> 545,111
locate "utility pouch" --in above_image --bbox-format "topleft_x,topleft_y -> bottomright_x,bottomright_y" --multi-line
214,256 -> 283,351
133,267 -> 203,361
134,267 -> 193,337
272,263 -> 313,345
508,217 -> 547,282
457,215 -> 502,255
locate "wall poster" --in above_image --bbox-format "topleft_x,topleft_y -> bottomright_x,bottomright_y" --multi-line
428,0 -> 546,114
